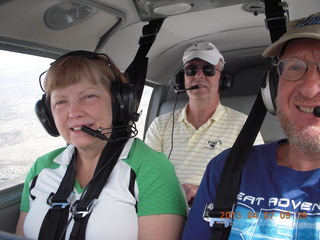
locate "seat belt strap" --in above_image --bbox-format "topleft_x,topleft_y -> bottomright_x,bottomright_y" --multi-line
207,1 -> 287,239
124,18 -> 165,102
207,92 -> 267,240
69,129 -> 128,240
38,153 -> 76,240
38,129 -> 128,240
264,0 -> 287,43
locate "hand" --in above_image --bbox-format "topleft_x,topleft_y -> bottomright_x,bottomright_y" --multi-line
182,183 -> 199,204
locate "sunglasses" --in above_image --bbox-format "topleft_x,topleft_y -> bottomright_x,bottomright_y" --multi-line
184,64 -> 220,77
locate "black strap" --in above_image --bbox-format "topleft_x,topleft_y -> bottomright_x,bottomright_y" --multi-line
264,0 -> 287,43
69,140 -> 136,240
124,18 -> 165,102
210,93 -> 267,240
209,1 -> 287,239
38,128 -> 128,240
38,152 -> 76,240
69,130 -> 128,240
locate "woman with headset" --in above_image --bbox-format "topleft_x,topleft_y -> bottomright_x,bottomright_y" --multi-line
15,51 -> 187,240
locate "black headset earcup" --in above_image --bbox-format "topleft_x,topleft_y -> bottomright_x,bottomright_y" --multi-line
175,69 -> 185,91
219,69 -> 232,93
35,94 -> 60,137
111,81 -> 138,124
261,66 -> 279,115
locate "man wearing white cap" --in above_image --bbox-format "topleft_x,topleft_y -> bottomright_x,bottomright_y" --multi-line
145,42 -> 264,203
183,12 -> 320,239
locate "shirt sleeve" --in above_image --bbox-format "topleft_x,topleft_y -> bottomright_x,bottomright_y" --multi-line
126,139 -> 188,217
20,162 -> 37,212
254,132 -> 265,145
144,117 -> 164,152
19,148 -> 65,212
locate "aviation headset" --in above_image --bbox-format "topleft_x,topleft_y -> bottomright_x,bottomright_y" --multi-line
35,50 -> 138,137
260,65 -> 279,115
173,66 -> 232,94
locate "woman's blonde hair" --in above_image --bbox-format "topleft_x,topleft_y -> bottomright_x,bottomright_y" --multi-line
44,53 -> 127,95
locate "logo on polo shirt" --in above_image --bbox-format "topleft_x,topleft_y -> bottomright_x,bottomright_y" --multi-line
205,140 -> 222,149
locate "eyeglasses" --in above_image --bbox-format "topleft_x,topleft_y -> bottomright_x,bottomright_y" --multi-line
184,64 -> 220,77
277,59 -> 320,81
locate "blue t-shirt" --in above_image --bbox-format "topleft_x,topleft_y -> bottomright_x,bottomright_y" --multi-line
183,140 -> 320,240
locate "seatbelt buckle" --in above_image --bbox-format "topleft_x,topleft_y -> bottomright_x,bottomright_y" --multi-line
71,199 -> 98,218
264,15 -> 287,30
203,203 -> 235,228
138,33 -> 157,45
47,191 -> 75,209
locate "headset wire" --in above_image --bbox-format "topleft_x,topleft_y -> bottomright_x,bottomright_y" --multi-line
167,92 -> 180,159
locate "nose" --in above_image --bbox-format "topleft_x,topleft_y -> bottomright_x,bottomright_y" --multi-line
299,65 -> 320,99
194,66 -> 205,78
68,101 -> 84,119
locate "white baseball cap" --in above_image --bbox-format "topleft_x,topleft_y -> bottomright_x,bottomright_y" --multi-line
263,11 -> 320,57
182,42 -> 225,65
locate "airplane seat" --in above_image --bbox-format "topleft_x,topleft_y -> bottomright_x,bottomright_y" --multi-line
0,231 -> 28,240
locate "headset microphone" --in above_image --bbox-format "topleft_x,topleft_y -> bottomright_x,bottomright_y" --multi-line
313,107 -> 320,118
81,126 -> 109,141
81,124 -> 138,141
174,85 -> 199,93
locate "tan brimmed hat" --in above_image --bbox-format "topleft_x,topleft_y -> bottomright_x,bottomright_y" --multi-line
263,11 -> 320,57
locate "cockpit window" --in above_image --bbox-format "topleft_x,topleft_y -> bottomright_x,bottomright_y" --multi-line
0,50 -> 66,190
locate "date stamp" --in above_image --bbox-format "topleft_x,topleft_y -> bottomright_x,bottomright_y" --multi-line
220,211 -> 308,219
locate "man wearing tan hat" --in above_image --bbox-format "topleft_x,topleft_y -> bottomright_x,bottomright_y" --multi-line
183,12 -> 320,239
145,42 -> 264,203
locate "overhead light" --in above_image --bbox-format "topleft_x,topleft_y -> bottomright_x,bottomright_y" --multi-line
44,1 -> 96,30
242,1 -> 265,16
153,2 -> 192,15
133,0 -> 256,21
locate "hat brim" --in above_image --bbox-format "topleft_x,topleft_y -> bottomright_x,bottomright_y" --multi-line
263,33 -> 320,57
183,53 -> 222,66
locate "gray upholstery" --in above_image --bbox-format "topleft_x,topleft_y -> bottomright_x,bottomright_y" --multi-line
0,232 -> 30,240
157,95 -> 285,143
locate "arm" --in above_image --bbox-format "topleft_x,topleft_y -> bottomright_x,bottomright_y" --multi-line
182,152 -> 228,240
130,140 -> 187,238
138,214 -> 185,240
182,183 -> 199,204
15,211 -> 27,237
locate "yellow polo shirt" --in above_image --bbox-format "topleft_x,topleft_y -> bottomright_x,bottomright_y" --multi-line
145,103 -> 264,185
